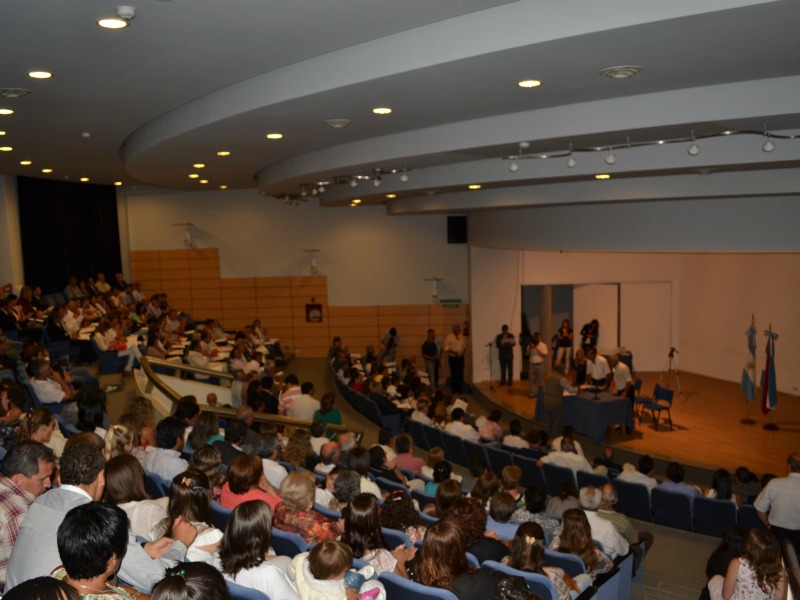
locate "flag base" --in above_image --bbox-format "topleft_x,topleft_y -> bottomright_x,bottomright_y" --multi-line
763,422 -> 780,431
740,417 -> 756,425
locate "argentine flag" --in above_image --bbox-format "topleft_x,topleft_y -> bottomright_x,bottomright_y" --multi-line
741,321 -> 756,403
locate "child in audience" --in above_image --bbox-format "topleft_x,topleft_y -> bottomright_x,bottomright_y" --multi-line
151,563 -> 229,600
289,540 -> 386,600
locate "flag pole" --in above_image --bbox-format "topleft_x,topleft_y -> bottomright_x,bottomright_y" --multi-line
741,315 -> 756,424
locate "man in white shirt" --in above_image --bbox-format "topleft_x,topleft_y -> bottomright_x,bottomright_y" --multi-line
527,332 -> 548,398
579,485 -> 630,559
260,432 -> 289,488
609,354 -> 634,399
60,299 -> 84,335
586,348 -> 611,386
615,455 -> 658,495
444,324 -> 467,393
314,442 -> 341,477
29,360 -> 77,405
141,417 -> 189,481
444,407 -> 480,442
411,398 -> 433,425
287,381 -> 321,421
537,437 -> 592,475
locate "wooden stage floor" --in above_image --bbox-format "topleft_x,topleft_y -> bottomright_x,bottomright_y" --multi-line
475,371 -> 799,477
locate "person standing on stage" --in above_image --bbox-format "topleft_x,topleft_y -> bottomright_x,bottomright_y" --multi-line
586,347 -> 611,387
580,319 -> 599,353
555,319 -> 574,374
495,325 -> 515,387
421,329 -> 442,388
445,324 -> 467,393
527,332 -> 548,398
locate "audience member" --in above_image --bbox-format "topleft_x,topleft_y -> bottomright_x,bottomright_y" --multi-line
141,417 -> 189,481
754,450 -> 800,553
219,455 -> 280,512
444,497 -> 508,564
511,484 -> 561,542
659,461 -> 701,499
103,454 -> 167,540
274,470 -> 342,546
706,528 -> 786,600
550,508 -> 613,580
578,486 -> 629,559
151,562 -> 230,600
616,454 -> 658,495
598,483 -> 654,572
486,492 -> 520,541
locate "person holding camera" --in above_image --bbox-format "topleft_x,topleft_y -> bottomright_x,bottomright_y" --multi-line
495,325 -> 515,387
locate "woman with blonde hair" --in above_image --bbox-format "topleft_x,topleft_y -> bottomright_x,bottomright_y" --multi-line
283,428 -> 317,470
708,528 -> 786,600
16,408 -> 56,445
103,424 -> 134,460
122,396 -> 157,448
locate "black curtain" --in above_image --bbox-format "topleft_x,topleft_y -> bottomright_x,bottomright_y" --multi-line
17,176 -> 122,294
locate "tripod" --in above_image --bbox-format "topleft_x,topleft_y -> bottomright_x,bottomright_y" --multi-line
486,340 -> 495,390
658,347 -> 686,403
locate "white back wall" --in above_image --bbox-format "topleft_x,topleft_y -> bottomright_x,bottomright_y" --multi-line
119,187 -> 469,306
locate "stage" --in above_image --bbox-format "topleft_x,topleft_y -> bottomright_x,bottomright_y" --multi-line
474,370 -> 799,477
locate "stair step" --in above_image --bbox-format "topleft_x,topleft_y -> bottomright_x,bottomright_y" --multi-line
633,582 -> 699,600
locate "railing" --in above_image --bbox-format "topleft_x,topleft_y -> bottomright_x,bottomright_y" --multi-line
139,356 -> 361,437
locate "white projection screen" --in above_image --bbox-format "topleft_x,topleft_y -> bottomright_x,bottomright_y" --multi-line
573,284 -> 619,352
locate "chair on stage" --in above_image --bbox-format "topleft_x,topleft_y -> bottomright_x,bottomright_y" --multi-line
694,496 -> 737,537
640,384 -> 674,431
651,488 -> 693,531
632,378 -> 650,423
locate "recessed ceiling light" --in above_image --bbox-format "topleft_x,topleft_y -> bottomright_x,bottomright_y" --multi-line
468,184 -> 482,190
372,107 -> 392,115
595,174 -> 611,180
28,71 -> 52,79
98,17 -> 128,29
599,65 -> 642,79
266,133 -> 283,140
518,79 -> 542,88
219,185 -> 228,190
41,168 -> 53,173
0,146 -> 12,152
324,118 -> 352,129
0,109 -> 14,115
188,173 -> 199,179
0,89 -> 30,99
20,160 -> 32,166
80,177 -> 90,182
193,163 -> 205,168
199,179 -> 209,184
216,150 -> 231,156
352,198 -> 362,205
385,193 -> 396,199
0,131 -> 5,136
114,181 -> 123,186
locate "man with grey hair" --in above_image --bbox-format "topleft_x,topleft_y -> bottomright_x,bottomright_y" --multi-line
0,441 -> 56,588
754,450 -> 800,553
537,434 -> 592,476
337,432 -> 357,463
579,485 -> 629,559
236,405 -> 262,449
599,483 -> 653,572
315,441 -> 341,476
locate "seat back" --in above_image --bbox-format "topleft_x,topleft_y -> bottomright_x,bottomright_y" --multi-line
462,439 -> 489,468
382,527 -> 411,548
651,488 -> 693,531
577,471 -> 610,489
737,504 -> 765,531
654,385 -> 674,407
375,477 -> 409,495
543,549 -> 586,577
612,479 -> 653,522
441,432 -> 468,466
210,501 -> 233,531
694,496 -> 737,537
271,527 -> 309,557
406,419 -> 431,451
90,338 -> 124,375
226,579 -> 269,600
542,463 -> 577,497
422,425 -> 445,452
482,560 -> 558,600
411,489 -> 436,511
314,503 -> 342,520
143,471 -> 170,498
378,571 -> 458,600
465,553 -> 480,569
513,455 -> 546,489
484,445 -> 513,475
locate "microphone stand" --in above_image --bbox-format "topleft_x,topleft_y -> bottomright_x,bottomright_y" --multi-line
486,339 -> 495,390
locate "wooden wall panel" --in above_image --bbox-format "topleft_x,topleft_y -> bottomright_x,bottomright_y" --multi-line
131,249 -> 470,359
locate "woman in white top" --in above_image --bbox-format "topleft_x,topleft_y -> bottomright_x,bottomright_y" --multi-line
102,454 -> 168,540
704,468 -> 741,508
216,499 -> 299,599
150,469 -> 223,563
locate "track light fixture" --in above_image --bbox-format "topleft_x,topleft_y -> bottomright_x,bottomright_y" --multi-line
509,160 -> 519,173
566,143 -> 576,168
350,177 -> 358,188
604,148 -> 616,165
762,135 -> 775,153
400,170 -> 409,183
687,131 -> 700,156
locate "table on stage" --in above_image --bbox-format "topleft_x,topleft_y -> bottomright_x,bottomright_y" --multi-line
535,388 -> 634,443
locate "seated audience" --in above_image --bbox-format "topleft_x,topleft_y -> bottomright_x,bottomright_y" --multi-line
381,489 -> 427,544
393,434 -> 425,475
219,454 -> 281,511
598,483 -> 654,572
537,434 -> 592,476
659,461 -> 701,498
504,522 -> 593,600
444,497 -> 508,564
216,499 -> 299,599
444,408 -> 480,442
288,540 -> 385,600
478,409 -> 503,443
511,484 -> 561,542
141,417 -> 189,481
104,424 -> 134,461
706,528 -> 786,600
346,446 -> 382,499
578,486 -> 629,559
313,392 -> 342,427
211,418 -> 247,466
103,454 -> 167,540
546,482 -> 581,519
4,576 -> 82,600
342,493 -> 415,577
151,562 -> 229,600
283,428 -> 318,471
704,468 -> 739,507
151,469 -> 223,564
486,492 -> 521,541
314,441 -> 341,477
426,478 -> 462,519
502,419 -> 529,449
549,508 -> 613,580
189,445 -> 225,501
469,471 -> 500,508
500,465 -> 524,504
273,470 -> 342,546
616,454 -> 658,495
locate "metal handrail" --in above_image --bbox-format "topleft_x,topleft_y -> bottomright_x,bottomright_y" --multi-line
139,356 -> 361,436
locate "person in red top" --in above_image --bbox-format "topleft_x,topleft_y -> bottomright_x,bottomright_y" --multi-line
393,435 -> 425,476
272,470 -> 342,545
219,455 -> 281,511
